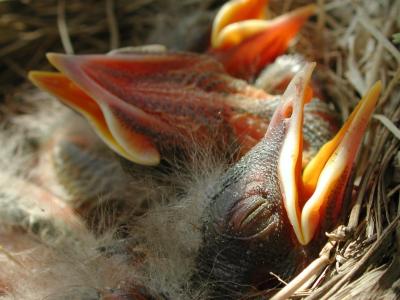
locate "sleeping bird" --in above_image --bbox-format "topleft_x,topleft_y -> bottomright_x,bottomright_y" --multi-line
1,0 -> 382,299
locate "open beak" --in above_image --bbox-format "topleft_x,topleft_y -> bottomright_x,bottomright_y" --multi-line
210,0 -> 316,80
28,52 -> 275,166
29,52 -> 231,166
211,0 -> 268,47
29,70 -> 161,166
275,64 -> 381,245
191,63 -> 380,295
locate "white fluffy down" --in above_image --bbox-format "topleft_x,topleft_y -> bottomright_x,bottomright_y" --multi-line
0,89 -> 227,299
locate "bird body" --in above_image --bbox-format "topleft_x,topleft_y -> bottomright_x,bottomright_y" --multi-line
29,50 -> 338,168
28,59 -> 380,299
1,0 -> 383,299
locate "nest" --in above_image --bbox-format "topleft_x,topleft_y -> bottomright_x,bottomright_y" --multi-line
0,0 -> 399,299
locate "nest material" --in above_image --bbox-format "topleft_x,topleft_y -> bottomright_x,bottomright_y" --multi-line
0,0 -> 399,299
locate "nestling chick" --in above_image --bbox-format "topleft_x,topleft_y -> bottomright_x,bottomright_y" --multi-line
1,0 -> 383,299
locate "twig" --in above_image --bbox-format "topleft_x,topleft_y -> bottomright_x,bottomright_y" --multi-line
269,272 -> 288,286
0,31 -> 43,57
271,243 -> 335,300
378,67 -> 400,107
106,0 -> 120,50
387,184 -> 400,198
319,214 -> 400,299
316,0 -> 325,37
57,0 -> 74,54
373,115 -> 400,140
365,2 -> 400,87
357,7 -> 400,64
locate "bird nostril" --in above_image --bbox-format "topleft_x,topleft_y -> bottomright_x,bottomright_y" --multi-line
283,104 -> 293,118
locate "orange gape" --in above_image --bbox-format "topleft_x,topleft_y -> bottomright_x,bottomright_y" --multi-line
27,0 -> 323,166
29,51 -> 340,168
193,64 -> 381,297
29,52 -> 278,166
29,71 -> 158,165
29,54 -> 381,247
209,0 -> 317,80
26,1 -> 382,296
210,0 -> 268,47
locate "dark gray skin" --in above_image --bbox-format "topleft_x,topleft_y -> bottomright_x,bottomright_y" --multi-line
193,119 -> 313,299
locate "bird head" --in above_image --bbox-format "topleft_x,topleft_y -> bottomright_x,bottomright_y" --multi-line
28,51 -> 282,166
28,51 -> 380,298
29,50 -> 339,169
194,63 -> 381,296
209,0 -> 317,80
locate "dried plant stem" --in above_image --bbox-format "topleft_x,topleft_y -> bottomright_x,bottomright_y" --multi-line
379,66 -> 400,107
271,243 -> 334,300
373,115 -> 400,140
57,0 -> 74,54
357,7 -> 400,64
363,2 -> 400,87
106,0 -> 120,50
320,215 -> 400,300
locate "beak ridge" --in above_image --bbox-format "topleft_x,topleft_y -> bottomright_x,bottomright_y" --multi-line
277,75 -> 381,245
301,81 -> 381,243
211,0 -> 268,47
28,69 -> 161,166
211,2 -> 317,79
273,62 -> 316,245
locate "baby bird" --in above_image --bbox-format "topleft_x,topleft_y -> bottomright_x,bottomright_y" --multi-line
29,50 -> 337,167
2,0 -> 382,299
209,0 -> 316,80
28,58 -> 380,298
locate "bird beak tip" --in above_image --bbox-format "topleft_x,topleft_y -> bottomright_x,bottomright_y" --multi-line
27,70 -> 42,86
211,0 -> 268,46
28,69 -> 161,167
266,62 -> 315,244
28,71 -> 64,93
278,75 -> 381,245
211,1 -> 317,79
269,62 -> 316,128
46,52 -> 78,76
46,52 -> 64,66
301,80 -> 381,243
296,3 -> 318,17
